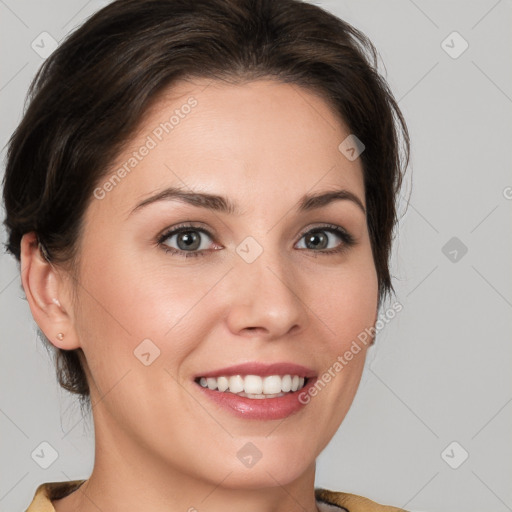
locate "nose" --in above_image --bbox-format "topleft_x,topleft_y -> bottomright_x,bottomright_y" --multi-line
224,245 -> 306,339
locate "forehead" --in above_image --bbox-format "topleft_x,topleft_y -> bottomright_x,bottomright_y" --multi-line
89,78 -> 365,219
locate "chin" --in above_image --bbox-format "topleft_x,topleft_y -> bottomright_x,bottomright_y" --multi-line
215,445 -> 314,490
220,464 -> 310,490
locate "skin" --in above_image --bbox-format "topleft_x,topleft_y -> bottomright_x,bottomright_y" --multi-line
21,78 -> 379,512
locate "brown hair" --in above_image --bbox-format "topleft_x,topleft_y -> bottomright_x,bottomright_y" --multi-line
2,0 -> 409,408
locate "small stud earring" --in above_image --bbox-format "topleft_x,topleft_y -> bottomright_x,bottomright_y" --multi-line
56,333 -> 64,341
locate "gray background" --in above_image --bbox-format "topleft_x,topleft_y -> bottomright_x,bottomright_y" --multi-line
1,1 -> 511,511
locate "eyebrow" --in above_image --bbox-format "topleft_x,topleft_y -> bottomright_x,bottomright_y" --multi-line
129,186 -> 366,217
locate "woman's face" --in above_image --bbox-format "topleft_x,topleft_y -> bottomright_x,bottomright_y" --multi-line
68,78 -> 378,487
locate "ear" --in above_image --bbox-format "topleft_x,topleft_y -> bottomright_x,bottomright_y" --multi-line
20,232 -> 81,350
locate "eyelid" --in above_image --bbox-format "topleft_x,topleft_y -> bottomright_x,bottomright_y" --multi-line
157,221 -> 214,241
297,222 -> 352,239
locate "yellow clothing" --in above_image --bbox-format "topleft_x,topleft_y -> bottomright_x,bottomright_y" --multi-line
25,479 -> 408,511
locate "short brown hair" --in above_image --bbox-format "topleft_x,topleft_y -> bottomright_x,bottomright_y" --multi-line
2,0 -> 409,407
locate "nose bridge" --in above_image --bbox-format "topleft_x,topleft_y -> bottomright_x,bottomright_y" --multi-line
226,233 -> 305,336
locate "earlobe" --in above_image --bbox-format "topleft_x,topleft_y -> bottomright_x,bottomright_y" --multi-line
20,232 -> 81,350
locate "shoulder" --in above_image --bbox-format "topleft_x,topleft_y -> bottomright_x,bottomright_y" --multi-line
315,487 -> 409,512
26,481 -> 406,512
25,480 -> 87,512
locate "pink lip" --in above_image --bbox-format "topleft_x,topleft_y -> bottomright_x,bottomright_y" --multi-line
194,362 -> 317,379
192,362 -> 318,420
194,377 -> 318,420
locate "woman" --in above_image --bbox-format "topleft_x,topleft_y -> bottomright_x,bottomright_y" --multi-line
3,0 -> 410,510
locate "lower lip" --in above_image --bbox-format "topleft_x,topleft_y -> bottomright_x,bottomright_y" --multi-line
194,378 -> 317,420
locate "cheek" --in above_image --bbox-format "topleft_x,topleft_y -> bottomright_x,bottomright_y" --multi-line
310,272 -> 376,388
78,244 -> 181,332
308,248 -> 378,350
73,249 -> 227,372
298,247 -> 377,425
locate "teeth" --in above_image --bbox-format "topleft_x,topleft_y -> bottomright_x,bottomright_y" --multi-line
281,374 -> 292,392
229,375 -> 244,393
245,375 -> 263,394
262,375 -> 281,394
217,376 -> 229,392
198,374 -> 307,395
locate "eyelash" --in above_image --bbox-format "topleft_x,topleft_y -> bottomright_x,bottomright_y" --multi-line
157,222 -> 356,258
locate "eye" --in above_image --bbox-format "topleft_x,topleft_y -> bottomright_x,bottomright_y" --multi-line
158,223 -> 217,258
157,222 -> 356,258
295,224 -> 355,255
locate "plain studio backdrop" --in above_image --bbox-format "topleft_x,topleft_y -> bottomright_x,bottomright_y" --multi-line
0,1 -> 511,511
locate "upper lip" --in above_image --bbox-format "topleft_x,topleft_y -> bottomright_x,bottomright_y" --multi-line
195,362 -> 317,379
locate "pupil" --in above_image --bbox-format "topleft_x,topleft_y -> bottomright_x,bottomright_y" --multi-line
307,232 -> 326,250
178,231 -> 200,250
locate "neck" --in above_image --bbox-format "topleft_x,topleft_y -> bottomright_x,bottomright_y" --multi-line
54,409 -> 322,512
